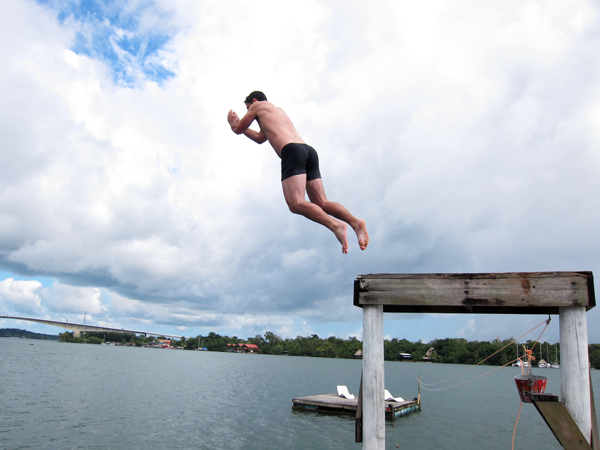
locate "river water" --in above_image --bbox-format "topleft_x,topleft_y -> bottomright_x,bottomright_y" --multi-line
1,338 -> 598,450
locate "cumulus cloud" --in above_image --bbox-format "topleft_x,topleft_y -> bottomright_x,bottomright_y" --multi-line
41,283 -> 104,315
0,278 -> 42,314
1,0 -> 599,342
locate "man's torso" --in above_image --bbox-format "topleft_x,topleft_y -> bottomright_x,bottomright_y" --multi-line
251,102 -> 305,156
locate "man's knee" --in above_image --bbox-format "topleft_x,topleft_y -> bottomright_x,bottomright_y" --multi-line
286,199 -> 302,214
311,198 -> 327,209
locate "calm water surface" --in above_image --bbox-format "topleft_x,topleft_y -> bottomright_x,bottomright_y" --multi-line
1,338 -> 599,449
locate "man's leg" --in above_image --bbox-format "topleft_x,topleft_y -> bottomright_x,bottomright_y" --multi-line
306,178 -> 369,251
282,174 -> 349,254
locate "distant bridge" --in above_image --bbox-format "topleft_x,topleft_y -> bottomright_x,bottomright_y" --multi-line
0,315 -> 183,339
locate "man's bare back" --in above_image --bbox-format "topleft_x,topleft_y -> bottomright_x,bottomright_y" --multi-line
227,91 -> 369,254
228,100 -> 304,156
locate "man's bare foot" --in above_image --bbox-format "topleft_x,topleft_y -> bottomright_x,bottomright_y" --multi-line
354,219 -> 369,250
334,221 -> 349,254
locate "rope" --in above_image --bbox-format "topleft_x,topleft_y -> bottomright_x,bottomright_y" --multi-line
419,360 -> 515,391
518,317 -> 551,376
512,401 -> 522,450
509,319 -> 551,448
419,317 -> 550,389
417,317 -> 551,449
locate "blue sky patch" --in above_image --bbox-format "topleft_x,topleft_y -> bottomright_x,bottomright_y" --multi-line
38,0 -> 175,86
0,271 -> 55,288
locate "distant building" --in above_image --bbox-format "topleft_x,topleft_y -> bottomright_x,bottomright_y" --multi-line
158,339 -> 172,348
396,353 -> 413,361
226,343 -> 260,353
354,350 -> 363,359
242,344 -> 260,353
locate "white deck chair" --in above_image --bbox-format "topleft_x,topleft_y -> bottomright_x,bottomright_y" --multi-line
337,385 -> 355,399
384,389 -> 404,402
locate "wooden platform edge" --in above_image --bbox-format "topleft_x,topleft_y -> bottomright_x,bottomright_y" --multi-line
531,395 -> 593,450
353,271 -> 595,314
292,392 -> 419,425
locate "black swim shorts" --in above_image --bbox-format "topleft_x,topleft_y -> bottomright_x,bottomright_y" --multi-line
280,143 -> 322,181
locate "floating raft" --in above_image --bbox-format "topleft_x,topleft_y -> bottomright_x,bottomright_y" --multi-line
292,393 -> 420,420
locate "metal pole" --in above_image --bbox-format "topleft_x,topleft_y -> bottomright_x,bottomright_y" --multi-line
560,306 -> 592,443
363,304 -> 385,450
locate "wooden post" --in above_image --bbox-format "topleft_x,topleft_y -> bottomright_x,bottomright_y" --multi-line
560,306 -> 592,443
363,304 -> 385,450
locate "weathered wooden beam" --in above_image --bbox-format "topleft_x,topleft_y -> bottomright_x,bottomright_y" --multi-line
561,306 -> 593,443
354,272 -> 595,314
531,394 -> 593,450
362,304 -> 385,450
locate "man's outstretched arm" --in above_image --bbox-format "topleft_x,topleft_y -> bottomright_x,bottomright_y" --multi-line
242,128 -> 267,144
227,109 -> 267,144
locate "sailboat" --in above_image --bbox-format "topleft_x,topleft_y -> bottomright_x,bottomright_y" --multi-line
538,344 -> 548,368
551,344 -> 560,369
512,342 -> 530,367
544,343 -> 552,368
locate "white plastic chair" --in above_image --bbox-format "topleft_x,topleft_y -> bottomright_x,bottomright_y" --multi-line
384,389 -> 404,402
337,385 -> 355,399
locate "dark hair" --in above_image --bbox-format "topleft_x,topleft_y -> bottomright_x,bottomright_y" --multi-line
245,91 -> 267,104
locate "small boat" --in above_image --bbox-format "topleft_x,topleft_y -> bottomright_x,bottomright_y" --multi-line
513,359 -> 530,368
512,342 -> 520,366
512,342 -> 530,367
551,345 -> 560,368
539,346 -> 549,368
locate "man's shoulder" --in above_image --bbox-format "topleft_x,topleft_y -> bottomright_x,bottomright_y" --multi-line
250,102 -> 277,121
254,101 -> 274,110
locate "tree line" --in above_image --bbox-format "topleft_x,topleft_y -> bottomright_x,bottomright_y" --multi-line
1,328 -> 59,340
56,329 -> 600,369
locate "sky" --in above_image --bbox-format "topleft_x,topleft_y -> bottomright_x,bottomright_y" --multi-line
1,0 -> 599,345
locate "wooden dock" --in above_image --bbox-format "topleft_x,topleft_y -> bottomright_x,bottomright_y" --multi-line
292,393 -> 420,420
353,272 -> 596,449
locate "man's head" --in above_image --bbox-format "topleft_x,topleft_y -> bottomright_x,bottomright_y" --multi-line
245,91 -> 267,108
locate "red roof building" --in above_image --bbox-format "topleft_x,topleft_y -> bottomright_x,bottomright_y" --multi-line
242,344 -> 260,353
226,343 -> 260,353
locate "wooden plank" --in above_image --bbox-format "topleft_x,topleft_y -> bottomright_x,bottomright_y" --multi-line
530,393 -> 559,402
292,394 -> 356,409
354,272 -> 595,314
532,399 -> 592,450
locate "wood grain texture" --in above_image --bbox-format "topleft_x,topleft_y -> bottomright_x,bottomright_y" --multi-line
362,305 -> 385,450
354,272 -> 595,314
532,399 -> 592,450
561,307 -> 593,443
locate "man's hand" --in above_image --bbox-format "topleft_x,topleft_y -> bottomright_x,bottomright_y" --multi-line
227,110 -> 240,132
227,107 -> 266,143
